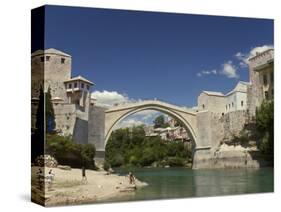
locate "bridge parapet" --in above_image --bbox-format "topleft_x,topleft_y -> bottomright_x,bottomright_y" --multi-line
106,99 -> 197,115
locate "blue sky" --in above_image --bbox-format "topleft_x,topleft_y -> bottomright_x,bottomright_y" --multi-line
44,5 -> 273,127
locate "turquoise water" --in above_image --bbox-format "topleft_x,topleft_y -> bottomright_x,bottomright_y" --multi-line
106,167 -> 273,202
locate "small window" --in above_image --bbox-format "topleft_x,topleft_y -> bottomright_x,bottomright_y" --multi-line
86,85 -> 90,90
202,104 -> 205,109
241,101 -> 244,107
232,102 -> 234,107
229,104 -> 230,109
265,91 -> 269,100
61,58 -> 65,64
40,56 -> 44,62
263,74 -> 268,85
68,84 -> 72,89
81,83 -> 84,89
74,82 -> 77,88
46,56 -> 50,61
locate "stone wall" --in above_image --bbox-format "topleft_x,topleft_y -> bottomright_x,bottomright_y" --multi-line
194,110 -> 249,169
73,118 -> 89,144
88,105 -> 107,155
195,110 -> 245,150
197,93 -> 226,114
53,103 -> 77,136
220,110 -> 248,142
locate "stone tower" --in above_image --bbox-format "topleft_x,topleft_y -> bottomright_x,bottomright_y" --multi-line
247,48 -> 274,116
31,48 -> 95,143
31,48 -> 72,102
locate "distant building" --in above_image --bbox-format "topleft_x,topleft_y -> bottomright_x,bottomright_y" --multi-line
145,118 -> 190,142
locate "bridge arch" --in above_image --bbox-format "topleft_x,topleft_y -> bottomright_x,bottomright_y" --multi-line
104,101 -> 198,149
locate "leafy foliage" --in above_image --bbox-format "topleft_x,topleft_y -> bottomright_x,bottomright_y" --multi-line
32,87 -> 45,161
46,134 -> 96,169
45,87 -> 56,132
230,130 -> 250,147
256,100 -> 274,155
153,115 -> 169,128
105,125 -> 192,167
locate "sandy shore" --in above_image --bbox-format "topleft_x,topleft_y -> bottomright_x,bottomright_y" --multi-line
31,166 -> 147,206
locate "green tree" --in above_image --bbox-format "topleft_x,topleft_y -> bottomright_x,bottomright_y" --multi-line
256,100 -> 274,155
45,87 -> 56,132
81,144 -> 96,169
32,86 -> 45,161
46,134 -> 96,169
153,115 -> 169,128
105,125 -> 192,168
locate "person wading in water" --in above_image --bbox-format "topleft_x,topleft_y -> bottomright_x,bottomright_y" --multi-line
128,172 -> 136,185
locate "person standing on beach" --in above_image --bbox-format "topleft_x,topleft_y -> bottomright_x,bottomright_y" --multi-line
81,166 -> 87,183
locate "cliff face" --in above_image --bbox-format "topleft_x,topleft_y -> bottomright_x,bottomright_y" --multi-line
211,144 -> 270,169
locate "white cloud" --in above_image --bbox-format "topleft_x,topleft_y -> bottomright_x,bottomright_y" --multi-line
134,110 -> 159,120
114,118 -> 145,129
221,61 -> 239,79
235,45 -> 273,68
114,110 -> 170,130
202,70 -> 211,75
196,69 -> 217,77
91,90 -> 130,107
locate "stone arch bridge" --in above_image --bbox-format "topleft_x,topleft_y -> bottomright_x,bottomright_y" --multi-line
88,100 -> 214,169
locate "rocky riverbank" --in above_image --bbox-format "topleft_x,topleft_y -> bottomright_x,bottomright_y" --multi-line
31,166 -> 147,206
211,144 -> 273,169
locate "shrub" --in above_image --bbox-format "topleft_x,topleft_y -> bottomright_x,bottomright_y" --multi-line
81,144 -> 96,169
46,134 -> 96,169
256,100 -> 274,155
140,148 -> 156,166
165,156 -> 185,167
103,161 -> 110,171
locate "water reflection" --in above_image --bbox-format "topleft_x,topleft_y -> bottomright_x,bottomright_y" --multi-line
108,167 -> 273,202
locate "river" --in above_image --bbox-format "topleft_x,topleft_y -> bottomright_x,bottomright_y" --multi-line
105,167 -> 273,202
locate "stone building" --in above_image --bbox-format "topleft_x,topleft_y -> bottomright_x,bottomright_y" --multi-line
31,48 -> 94,143
224,81 -> 249,113
197,91 -> 225,113
247,48 -> 274,116
197,81 -> 249,115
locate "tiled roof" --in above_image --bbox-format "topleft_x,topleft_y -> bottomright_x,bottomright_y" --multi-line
64,75 -> 94,85
203,91 -> 224,96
